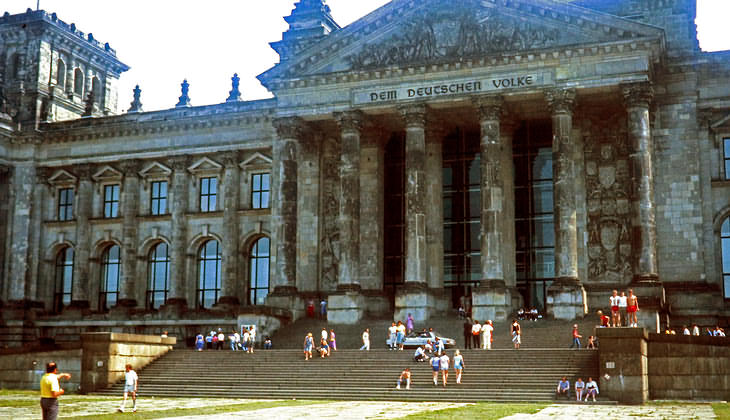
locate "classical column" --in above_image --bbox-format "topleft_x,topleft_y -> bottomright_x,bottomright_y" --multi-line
544,88 -> 586,320
0,165 -> 9,306
117,160 -> 141,308
69,163 -> 93,310
425,124 -> 447,311
472,95 -> 512,321
164,157 -> 189,310
395,104 -> 431,322
65,56 -> 75,96
329,111 -> 365,323
622,82 -> 663,333
267,117 -> 303,315
296,134 -> 321,294
6,164 -> 35,307
217,151 -> 241,307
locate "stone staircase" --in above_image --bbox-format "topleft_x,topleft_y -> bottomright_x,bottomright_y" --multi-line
97,347 -> 599,402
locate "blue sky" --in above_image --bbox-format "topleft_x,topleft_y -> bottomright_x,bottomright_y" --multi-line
3,0 -> 728,112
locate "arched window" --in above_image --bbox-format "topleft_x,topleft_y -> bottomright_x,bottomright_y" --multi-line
99,245 -> 121,311
249,237 -> 270,305
147,242 -> 170,309
11,53 -> 21,79
74,68 -> 84,96
722,219 -> 730,299
56,59 -> 66,88
91,76 -> 101,104
197,240 -> 221,308
54,247 -> 74,312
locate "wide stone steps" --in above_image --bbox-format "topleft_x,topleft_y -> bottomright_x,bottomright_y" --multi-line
97,349 -> 599,402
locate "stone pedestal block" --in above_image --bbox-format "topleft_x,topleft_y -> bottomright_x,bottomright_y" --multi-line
327,292 -> 365,324
596,327 -> 649,404
546,280 -> 587,320
362,290 -> 391,318
394,286 -> 432,322
472,282 -> 512,322
266,292 -> 303,321
630,282 -> 665,333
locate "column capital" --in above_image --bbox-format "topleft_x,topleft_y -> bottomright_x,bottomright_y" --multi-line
544,88 -> 577,116
622,82 -> 653,109
334,110 -> 365,133
474,94 -> 504,122
272,116 -> 307,139
216,150 -> 241,168
398,103 -> 427,128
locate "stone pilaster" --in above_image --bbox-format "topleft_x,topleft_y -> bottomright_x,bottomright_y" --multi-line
425,124 -> 448,313
544,88 -> 587,320
6,164 -> 35,306
329,111 -> 365,323
297,134 -> 321,294
472,95 -> 512,321
267,117 -> 304,317
69,164 -> 93,311
395,104 -> 431,322
217,151 -> 241,307
359,129 -> 389,315
163,157 -> 189,311
117,160 -> 141,309
0,165 -> 10,306
500,121 -> 522,309
622,82 -> 664,332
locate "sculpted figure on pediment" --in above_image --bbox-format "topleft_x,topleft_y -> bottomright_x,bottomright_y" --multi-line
346,8 -> 561,70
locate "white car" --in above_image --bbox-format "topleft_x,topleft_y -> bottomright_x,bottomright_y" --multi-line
385,330 -> 456,349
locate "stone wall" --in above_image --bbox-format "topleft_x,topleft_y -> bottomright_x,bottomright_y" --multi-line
0,349 -> 82,391
80,332 -> 175,393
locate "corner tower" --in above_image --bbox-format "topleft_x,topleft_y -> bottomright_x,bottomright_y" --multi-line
0,8 -> 129,129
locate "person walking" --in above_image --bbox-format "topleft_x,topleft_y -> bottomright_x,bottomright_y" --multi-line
481,320 -> 493,350
439,351 -> 450,388
406,313 -> 415,334
471,320 -> 482,349
329,329 -> 337,351
570,324 -> 582,349
453,350 -> 465,384
195,333 -> 204,351
303,333 -> 314,360
216,330 -> 225,350
463,318 -> 472,349
430,353 -> 441,386
40,362 -> 71,420
117,364 -> 138,413
511,319 -> 521,349
249,325 -> 256,353
359,328 -> 370,351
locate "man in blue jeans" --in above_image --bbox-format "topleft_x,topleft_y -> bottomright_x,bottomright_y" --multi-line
570,324 -> 582,349
556,376 -> 570,400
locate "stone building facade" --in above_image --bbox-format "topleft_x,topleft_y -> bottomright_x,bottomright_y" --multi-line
0,0 -> 729,346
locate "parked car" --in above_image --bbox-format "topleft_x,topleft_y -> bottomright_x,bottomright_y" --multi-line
385,330 -> 456,349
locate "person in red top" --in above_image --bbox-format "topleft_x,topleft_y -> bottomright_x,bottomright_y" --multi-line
597,310 -> 610,328
570,324 -> 582,349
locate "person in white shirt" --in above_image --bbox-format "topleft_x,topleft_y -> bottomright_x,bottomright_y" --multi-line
618,291 -> 628,327
118,364 -> 138,413
248,326 -> 256,353
584,377 -> 599,401
359,328 -> 370,350
609,289 -> 620,327
231,331 -> 240,351
692,324 -> 700,336
388,323 -> 397,350
481,320 -> 494,350
682,326 -> 691,335
414,346 -> 427,362
439,352 -> 450,388
471,320 -> 482,349
242,329 -> 250,352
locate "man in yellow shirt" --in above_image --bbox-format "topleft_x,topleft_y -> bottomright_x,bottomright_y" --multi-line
40,362 -> 71,420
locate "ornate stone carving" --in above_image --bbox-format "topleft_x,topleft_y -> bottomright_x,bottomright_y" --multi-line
622,82 -> 653,109
334,110 -> 365,133
320,136 -> 340,292
272,116 -> 306,140
475,95 -> 503,122
74,163 -> 94,180
217,150 -> 240,168
118,159 -> 143,174
346,8 -> 561,70
545,88 -> 577,116
168,156 -> 189,172
585,123 -> 633,284
398,103 -> 427,128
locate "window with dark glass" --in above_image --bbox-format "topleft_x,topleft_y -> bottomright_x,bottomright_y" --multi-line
103,184 -> 120,218
721,218 -> 730,299
91,77 -> 101,104
724,138 -> 730,180
99,245 -> 120,311
150,181 -> 167,215
54,247 -> 74,312
197,240 -> 221,308
384,134 -> 405,297
514,120 -> 554,312
443,128 -> 481,307
57,59 -> 66,88
199,177 -> 217,212
249,237 -> 270,305
74,68 -> 84,96
251,173 -> 270,209
147,242 -> 169,309
58,188 -> 74,221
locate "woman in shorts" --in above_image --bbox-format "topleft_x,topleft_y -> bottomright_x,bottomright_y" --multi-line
511,319 -> 521,349
439,351 -> 450,387
303,332 -> 313,361
453,350 -> 465,384
430,353 -> 441,386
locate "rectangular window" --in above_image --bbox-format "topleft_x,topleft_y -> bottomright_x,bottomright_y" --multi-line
200,177 -> 217,212
103,184 -> 120,218
251,173 -> 270,209
58,188 -> 74,221
724,138 -> 730,180
150,181 -> 168,215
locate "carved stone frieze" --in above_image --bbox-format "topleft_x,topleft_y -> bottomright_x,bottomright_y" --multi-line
475,95 -> 503,123
545,88 -> 577,116
398,103 -> 427,128
585,123 -> 633,284
272,116 -> 306,140
334,110 -> 365,134
319,136 -> 341,292
622,82 -> 653,109
346,7 -> 563,70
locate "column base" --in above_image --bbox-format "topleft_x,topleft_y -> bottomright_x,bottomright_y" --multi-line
116,298 -> 138,308
546,277 -> 587,320
394,283 -> 435,323
266,287 -> 302,320
214,296 -> 241,312
361,290 -> 391,317
628,279 -> 666,333
472,280 -> 513,322
159,298 -> 188,317
327,292 -> 365,324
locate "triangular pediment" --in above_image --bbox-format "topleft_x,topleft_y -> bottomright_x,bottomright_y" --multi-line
188,157 -> 222,175
240,152 -> 272,169
139,161 -> 172,179
48,169 -> 77,185
92,165 -> 122,182
259,0 -> 664,85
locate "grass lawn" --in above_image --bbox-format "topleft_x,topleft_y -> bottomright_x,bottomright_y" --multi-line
397,402 -> 548,420
713,402 -> 730,420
